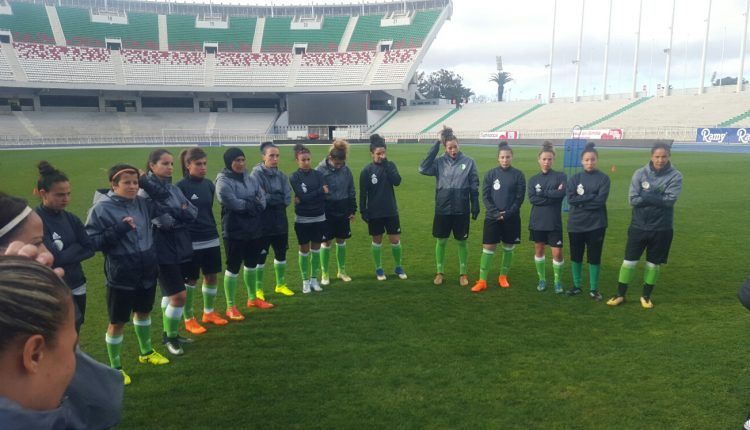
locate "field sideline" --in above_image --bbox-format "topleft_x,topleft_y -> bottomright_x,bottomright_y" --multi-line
1,144 -> 749,429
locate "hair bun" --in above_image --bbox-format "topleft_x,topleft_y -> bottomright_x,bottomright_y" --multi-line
37,160 -> 57,176
440,126 -> 454,141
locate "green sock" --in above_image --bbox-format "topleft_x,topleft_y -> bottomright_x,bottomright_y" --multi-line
256,264 -> 265,295
371,242 -> 383,270
320,245 -> 330,276
500,246 -> 514,276
202,283 -> 217,313
243,266 -> 257,300
311,250 -> 321,279
534,256 -> 546,281
553,260 -> 563,284
336,242 -> 347,273
618,261 -> 637,284
224,272 -> 237,308
644,263 -> 660,285
274,259 -> 286,286
133,317 -> 152,355
457,240 -> 468,275
163,304 -> 182,338
391,242 -> 402,267
298,252 -> 310,280
479,249 -> 494,281
571,261 -> 583,289
183,284 -> 195,320
435,239 -> 447,273
589,264 -> 601,291
105,333 -> 123,368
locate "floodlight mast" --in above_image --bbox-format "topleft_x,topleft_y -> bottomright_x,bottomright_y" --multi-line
663,0 -> 676,97
546,0 -> 556,104
739,0 -> 749,92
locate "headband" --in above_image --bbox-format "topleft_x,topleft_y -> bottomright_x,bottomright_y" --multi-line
111,168 -> 138,181
0,206 -> 32,239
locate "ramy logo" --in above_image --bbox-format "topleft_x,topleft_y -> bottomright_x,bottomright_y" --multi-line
700,128 -> 728,143
738,128 -> 750,144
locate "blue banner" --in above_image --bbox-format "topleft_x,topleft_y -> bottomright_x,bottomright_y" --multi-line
695,128 -> 750,143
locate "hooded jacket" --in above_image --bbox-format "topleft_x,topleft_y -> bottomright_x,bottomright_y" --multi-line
359,159 -> 401,220
251,162 -> 292,236
215,168 -> 266,240
316,158 -> 356,218
628,161 -> 683,231
35,205 -> 94,290
419,141 -> 480,215
85,190 -> 158,291
138,173 -> 198,264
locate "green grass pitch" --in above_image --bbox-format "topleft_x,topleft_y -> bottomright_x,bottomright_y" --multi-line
1,143 -> 749,429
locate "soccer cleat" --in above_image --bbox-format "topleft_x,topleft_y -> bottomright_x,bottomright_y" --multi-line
225,306 -> 245,321
376,268 -> 386,281
161,332 -> 194,346
590,290 -> 603,301
302,280 -> 311,294
119,368 -> 131,386
310,278 -> 323,292
459,275 -> 469,287
433,273 -> 444,285
164,338 -> 184,356
256,289 -> 266,301
566,287 -> 583,296
275,284 -> 295,296
138,350 -> 170,365
248,298 -> 274,309
471,279 -> 487,292
640,296 -> 654,309
554,282 -> 564,294
498,275 -> 510,288
537,280 -> 546,292
337,271 -> 352,282
320,272 -> 330,286
606,295 -> 625,306
184,318 -> 207,335
394,266 -> 408,280
202,311 -> 228,326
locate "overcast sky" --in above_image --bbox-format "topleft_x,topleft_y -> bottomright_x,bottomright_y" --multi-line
193,0 -> 750,100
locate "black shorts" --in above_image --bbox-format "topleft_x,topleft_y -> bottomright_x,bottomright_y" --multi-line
224,237 -> 262,274
158,264 -> 187,296
529,230 -> 564,248
482,216 -> 522,245
181,246 -> 222,281
107,286 -> 157,324
624,227 -> 674,264
258,234 -> 289,264
295,221 -> 326,245
568,228 -> 606,265
368,215 -> 401,236
325,215 -> 352,240
433,214 -> 470,240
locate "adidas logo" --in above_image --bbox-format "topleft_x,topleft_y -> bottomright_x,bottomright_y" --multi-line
556,240 -> 562,245
190,194 -> 199,200
52,232 -> 62,240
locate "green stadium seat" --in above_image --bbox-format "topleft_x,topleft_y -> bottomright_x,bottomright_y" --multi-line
0,2 -> 54,44
261,16 -> 349,53
56,6 -> 159,49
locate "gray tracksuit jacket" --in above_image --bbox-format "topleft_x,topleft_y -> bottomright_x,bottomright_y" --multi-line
566,169 -> 610,233
419,141 -> 480,215
316,158 -> 356,218
215,168 -> 266,240
628,161 -> 683,231
251,162 -> 292,236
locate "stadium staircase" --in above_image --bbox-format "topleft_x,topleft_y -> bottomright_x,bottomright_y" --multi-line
45,6 -> 66,46
420,107 -> 459,134
368,108 -> 398,133
718,109 -> 750,127
12,112 -> 41,137
158,14 -> 168,51
286,54 -> 302,86
338,16 -> 357,52
252,17 -> 265,53
581,96 -> 652,129
116,112 -> 132,136
490,103 -> 543,131
110,49 -> 125,85
1,43 -> 26,81
204,52 -> 216,86
363,50 -> 384,85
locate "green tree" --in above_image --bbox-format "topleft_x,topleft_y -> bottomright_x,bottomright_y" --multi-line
418,69 -> 474,103
489,72 -> 513,101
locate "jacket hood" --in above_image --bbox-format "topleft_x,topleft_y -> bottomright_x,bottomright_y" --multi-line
252,162 -> 278,177
218,168 -> 245,181
92,189 -> 133,206
0,397 -> 69,430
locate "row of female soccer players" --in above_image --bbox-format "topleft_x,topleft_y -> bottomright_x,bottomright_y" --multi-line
422,127 -> 682,309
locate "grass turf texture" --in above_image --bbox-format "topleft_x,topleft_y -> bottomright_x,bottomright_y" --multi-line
1,143 -> 749,429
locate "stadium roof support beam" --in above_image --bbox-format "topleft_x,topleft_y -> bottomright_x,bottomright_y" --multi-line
739,0 -> 749,92
698,0 -> 712,95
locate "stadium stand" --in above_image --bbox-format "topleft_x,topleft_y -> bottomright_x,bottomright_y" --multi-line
295,51 -> 374,87
0,46 -> 13,80
166,14 -> 256,52
369,48 -> 417,85
347,9 -> 440,51
0,2 -> 54,44
419,101 -> 539,134
14,42 -> 115,83
121,48 -> 205,86
261,15 -> 349,53
56,7 -> 159,50
376,105 -> 453,134
505,98 -> 639,134
214,52 -> 291,87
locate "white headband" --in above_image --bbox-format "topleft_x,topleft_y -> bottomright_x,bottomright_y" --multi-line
0,206 -> 33,239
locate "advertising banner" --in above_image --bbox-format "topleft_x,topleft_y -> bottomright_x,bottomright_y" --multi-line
695,128 -> 750,143
573,129 -> 624,140
479,131 -> 519,140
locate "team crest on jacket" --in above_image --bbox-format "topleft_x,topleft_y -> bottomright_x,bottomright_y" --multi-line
576,184 -> 585,195
535,183 -> 542,193
641,181 -> 650,190
52,232 -> 64,251
302,183 -> 308,193
371,174 -> 378,185
461,163 -> 466,170
493,179 -> 501,190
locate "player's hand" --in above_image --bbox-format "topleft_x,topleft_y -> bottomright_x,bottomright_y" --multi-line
294,197 -> 300,205
123,216 -> 136,229
322,185 -> 329,194
4,241 -> 65,278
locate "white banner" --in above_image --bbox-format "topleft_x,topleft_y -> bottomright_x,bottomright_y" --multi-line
479,131 -> 519,140
574,129 -> 624,140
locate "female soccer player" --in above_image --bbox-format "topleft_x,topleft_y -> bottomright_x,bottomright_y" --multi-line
215,147 -> 267,320
140,149 -> 198,356
34,161 -> 95,330
527,142 -> 567,293
289,143 -> 328,293
359,134 -> 406,280
86,164 -> 170,384
252,141 -> 294,297
471,142 -> 525,292
607,141 -> 682,308
317,139 -> 356,285
566,143 -> 610,301
176,148 -> 228,332
419,126 -> 480,286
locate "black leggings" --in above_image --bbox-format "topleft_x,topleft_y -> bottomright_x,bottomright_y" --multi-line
257,234 -> 289,265
568,228 -> 606,265
224,238 -> 263,274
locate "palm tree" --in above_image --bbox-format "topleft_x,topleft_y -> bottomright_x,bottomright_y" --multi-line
489,72 -> 513,102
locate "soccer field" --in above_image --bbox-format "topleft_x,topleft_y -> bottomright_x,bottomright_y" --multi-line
1,143 -> 749,429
